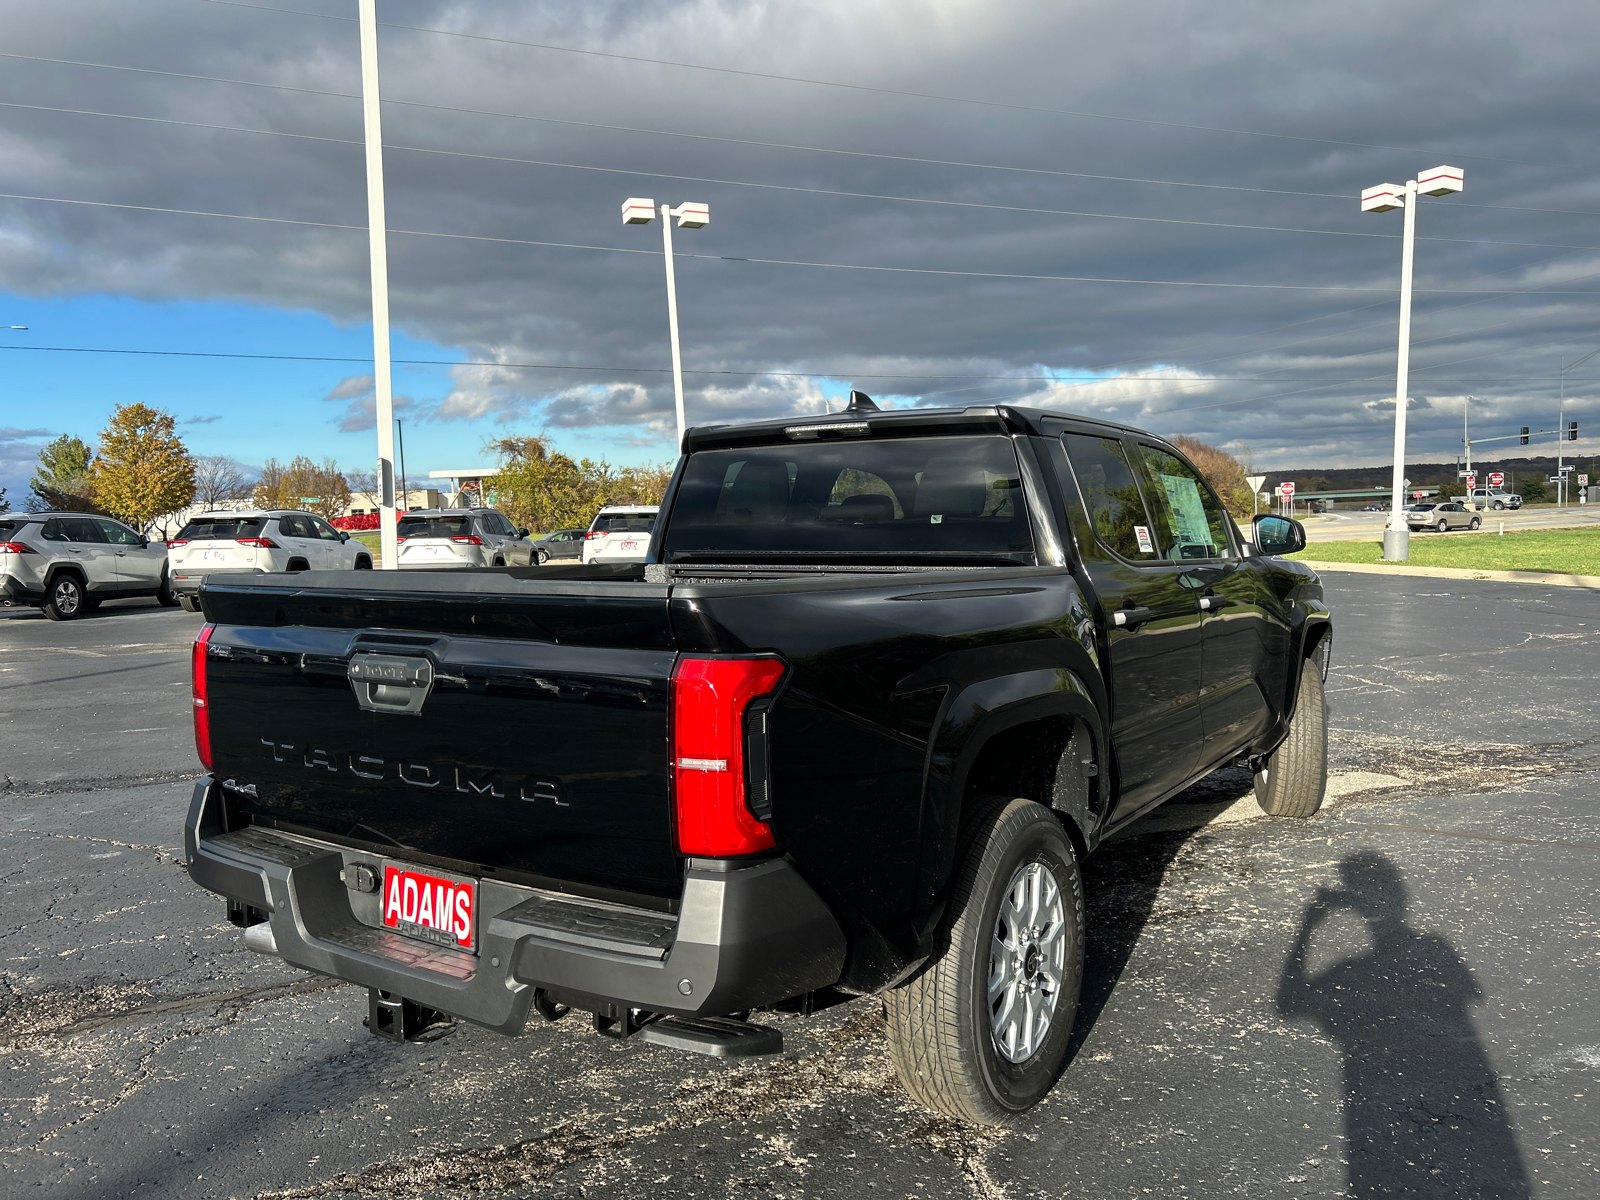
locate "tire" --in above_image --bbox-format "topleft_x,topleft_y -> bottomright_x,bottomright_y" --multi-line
1492,501 -> 1505,510
1469,517 -> 1481,530
354,556 -> 372,570
43,574 -> 86,621
156,567 -> 180,606
1436,519 -> 1449,533
884,797 -> 1085,1125
179,594 -> 202,613
535,549 -> 550,565
285,558 -> 309,573
493,557 -> 505,568
1254,656 -> 1328,818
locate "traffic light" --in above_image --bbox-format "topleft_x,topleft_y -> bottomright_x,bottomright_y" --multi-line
1570,421 -> 1579,441
1520,426 -> 1530,445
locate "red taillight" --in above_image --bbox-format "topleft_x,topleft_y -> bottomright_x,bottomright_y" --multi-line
585,530 -> 606,540
450,535 -> 484,545
166,539 -> 189,548
671,657 -> 786,857
236,537 -> 278,549
0,541 -> 34,554
396,536 -> 408,543
192,623 -> 215,771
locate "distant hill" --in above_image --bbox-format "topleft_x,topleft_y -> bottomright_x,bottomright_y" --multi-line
1264,453 -> 1597,495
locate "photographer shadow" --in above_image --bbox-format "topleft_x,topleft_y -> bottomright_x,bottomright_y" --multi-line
1277,851 -> 1531,1198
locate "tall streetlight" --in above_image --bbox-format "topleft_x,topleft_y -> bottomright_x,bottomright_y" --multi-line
1361,166 -> 1464,561
358,0 -> 398,568
622,198 -> 709,451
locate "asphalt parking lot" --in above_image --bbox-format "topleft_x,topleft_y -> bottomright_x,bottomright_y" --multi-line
3,574 -> 1598,1199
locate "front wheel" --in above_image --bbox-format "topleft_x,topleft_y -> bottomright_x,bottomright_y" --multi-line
353,555 -> 372,570
43,575 -> 85,621
535,548 -> 550,565
885,797 -> 1084,1124
1492,501 -> 1505,510
1255,656 -> 1328,818
1469,517 -> 1481,530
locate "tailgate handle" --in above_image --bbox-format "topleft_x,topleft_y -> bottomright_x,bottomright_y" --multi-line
348,653 -> 435,716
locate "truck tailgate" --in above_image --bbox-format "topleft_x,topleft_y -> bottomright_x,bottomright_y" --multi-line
200,572 -> 680,901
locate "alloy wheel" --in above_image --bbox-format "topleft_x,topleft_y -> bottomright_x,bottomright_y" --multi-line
988,860 -> 1067,1062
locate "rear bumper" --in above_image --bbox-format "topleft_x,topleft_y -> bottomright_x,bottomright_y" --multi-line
173,567 -> 263,596
183,778 -> 846,1034
2,575 -> 44,605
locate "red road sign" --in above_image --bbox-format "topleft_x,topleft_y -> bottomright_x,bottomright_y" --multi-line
1465,474 -> 1476,489
1412,490 -> 1427,499
1280,481 -> 1296,496
1488,471 -> 1505,487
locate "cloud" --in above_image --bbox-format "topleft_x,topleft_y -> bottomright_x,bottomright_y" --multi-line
182,414 -> 222,425
1,1 -> 1599,469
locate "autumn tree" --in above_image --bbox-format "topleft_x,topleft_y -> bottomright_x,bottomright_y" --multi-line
90,404 -> 195,531
252,455 -> 350,518
30,433 -> 98,512
1171,435 -> 1253,518
192,455 -> 254,511
487,435 -> 672,533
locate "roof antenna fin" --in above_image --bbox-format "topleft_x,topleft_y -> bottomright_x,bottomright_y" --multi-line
844,390 -> 879,413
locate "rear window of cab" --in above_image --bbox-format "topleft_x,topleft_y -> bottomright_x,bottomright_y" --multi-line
177,518 -> 266,540
398,516 -> 472,538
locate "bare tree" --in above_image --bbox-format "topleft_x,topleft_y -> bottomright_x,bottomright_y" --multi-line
346,466 -> 377,496
193,455 -> 253,511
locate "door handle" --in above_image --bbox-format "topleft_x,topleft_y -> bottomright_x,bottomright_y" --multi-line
1198,594 -> 1232,612
1111,606 -> 1156,629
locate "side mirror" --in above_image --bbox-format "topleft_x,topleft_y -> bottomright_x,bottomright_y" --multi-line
339,531 -> 350,541
517,528 -> 530,539
1252,514 -> 1306,557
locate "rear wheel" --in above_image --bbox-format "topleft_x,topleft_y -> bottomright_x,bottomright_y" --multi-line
1469,517 -> 1481,530
1436,519 -> 1449,532
179,594 -> 202,613
43,574 -> 86,621
156,566 -> 180,606
1255,656 -> 1328,818
885,797 -> 1084,1124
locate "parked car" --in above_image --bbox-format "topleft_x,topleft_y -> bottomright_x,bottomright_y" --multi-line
182,398 -> 1332,1125
168,510 -> 370,610
1405,501 -> 1481,532
530,527 -> 587,564
396,508 -> 535,570
1471,488 -> 1522,510
0,511 -> 177,619
1362,502 -> 1387,511
581,505 -> 659,564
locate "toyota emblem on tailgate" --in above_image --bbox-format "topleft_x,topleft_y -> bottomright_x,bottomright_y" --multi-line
348,653 -> 435,715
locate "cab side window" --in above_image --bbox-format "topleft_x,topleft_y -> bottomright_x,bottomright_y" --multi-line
1137,445 -> 1235,561
278,514 -> 311,539
41,519 -> 68,542
1060,434 -> 1157,560
62,516 -> 108,544
311,517 -> 343,542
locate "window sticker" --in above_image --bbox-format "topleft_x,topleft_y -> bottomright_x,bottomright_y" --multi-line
1134,525 -> 1154,554
1158,473 -> 1216,557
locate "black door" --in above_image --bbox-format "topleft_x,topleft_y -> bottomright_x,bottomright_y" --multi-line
1131,441 -> 1273,765
1052,431 -> 1203,821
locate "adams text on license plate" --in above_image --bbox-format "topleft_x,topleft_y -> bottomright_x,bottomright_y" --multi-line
382,865 -> 475,951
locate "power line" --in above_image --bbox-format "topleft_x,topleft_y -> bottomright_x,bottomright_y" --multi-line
0,343 -> 1591,385
195,0 -> 1555,168
9,49 -> 1599,224
10,188 -> 1600,295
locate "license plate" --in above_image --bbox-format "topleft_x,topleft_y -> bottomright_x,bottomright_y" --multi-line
619,540 -> 638,551
201,549 -> 228,560
381,865 -> 476,951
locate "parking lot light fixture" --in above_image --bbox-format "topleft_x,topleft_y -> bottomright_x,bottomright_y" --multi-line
622,198 -> 709,451
1362,166 -> 1464,561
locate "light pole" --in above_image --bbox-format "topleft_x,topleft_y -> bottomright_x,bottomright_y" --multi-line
358,0 -> 398,569
1361,166 -> 1465,561
1558,349 -> 1598,509
622,198 -> 709,452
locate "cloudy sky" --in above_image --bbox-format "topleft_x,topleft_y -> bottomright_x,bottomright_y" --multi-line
3,0 -> 1599,501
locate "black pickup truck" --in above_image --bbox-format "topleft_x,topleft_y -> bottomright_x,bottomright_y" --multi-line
184,397 -> 1330,1124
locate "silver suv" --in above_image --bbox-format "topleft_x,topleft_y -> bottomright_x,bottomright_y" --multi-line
167,510 -> 372,610
0,512 -> 178,620
396,508 -> 536,569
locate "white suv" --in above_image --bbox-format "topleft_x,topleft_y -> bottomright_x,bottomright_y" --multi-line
582,506 -> 659,564
396,508 -> 536,570
167,510 -> 371,610
0,512 -> 178,620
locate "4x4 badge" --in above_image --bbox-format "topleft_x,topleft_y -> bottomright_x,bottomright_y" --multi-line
348,653 -> 434,716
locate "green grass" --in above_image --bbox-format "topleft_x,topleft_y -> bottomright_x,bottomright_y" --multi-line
1291,527 -> 1600,575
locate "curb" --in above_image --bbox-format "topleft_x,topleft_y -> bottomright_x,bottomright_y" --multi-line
1301,560 -> 1600,589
